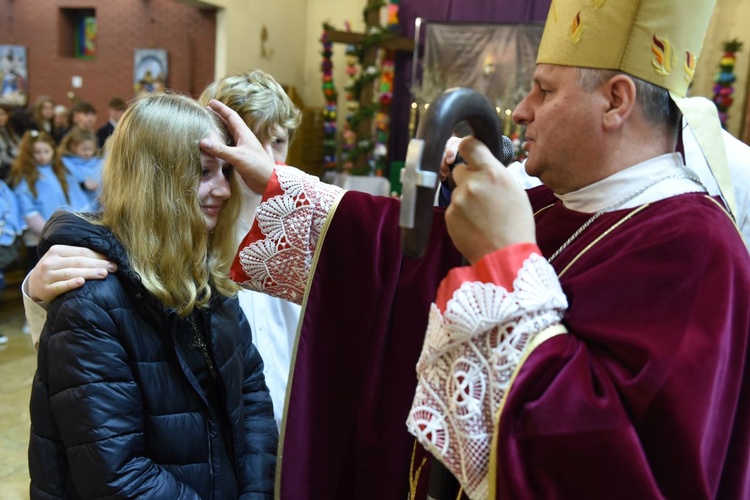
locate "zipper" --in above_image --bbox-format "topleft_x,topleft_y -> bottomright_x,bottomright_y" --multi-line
187,315 -> 218,380
206,419 -> 215,500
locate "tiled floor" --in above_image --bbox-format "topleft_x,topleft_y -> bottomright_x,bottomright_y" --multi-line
0,281 -> 36,500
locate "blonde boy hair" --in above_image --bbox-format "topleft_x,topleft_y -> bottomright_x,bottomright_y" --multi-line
97,93 -> 240,315
199,69 -> 301,143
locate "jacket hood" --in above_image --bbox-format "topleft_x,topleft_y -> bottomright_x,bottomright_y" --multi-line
40,211 -> 129,267
39,210 -> 169,321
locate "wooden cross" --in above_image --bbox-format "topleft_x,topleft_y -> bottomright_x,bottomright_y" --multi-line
324,0 -> 415,172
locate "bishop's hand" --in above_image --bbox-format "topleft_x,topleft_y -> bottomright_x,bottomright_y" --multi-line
447,137 -> 536,264
200,99 -> 276,195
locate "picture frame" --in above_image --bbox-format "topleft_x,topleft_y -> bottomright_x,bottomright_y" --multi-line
0,45 -> 28,106
134,49 -> 168,95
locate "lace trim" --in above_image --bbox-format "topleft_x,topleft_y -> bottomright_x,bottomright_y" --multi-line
235,166 -> 342,303
406,253 -> 568,499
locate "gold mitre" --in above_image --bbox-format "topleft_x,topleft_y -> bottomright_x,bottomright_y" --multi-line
537,0 -> 716,97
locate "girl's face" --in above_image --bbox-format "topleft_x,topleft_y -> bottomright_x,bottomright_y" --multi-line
198,133 -> 232,231
32,141 -> 54,166
71,139 -> 97,159
0,108 -> 8,127
40,101 -> 54,120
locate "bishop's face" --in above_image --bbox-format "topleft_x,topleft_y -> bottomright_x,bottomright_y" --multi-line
512,64 -> 604,195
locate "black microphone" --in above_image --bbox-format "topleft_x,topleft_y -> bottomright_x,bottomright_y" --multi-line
453,134 -> 515,171
439,134 -> 515,207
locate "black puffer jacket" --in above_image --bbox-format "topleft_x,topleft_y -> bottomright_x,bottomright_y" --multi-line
29,212 -> 277,499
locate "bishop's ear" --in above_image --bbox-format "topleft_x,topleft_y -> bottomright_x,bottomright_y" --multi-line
601,74 -> 637,131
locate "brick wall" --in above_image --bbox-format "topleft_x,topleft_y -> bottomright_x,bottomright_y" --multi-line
0,0 -> 216,129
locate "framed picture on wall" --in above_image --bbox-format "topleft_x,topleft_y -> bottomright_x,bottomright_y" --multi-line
75,15 -> 97,59
0,45 -> 28,106
134,49 -> 168,95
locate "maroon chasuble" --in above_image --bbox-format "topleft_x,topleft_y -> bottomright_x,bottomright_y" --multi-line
493,186 -> 750,499
277,191 -> 463,499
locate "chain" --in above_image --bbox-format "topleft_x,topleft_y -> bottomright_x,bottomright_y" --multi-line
547,173 -> 701,263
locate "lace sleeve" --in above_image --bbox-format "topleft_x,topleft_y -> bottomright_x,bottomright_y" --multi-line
406,252 -> 568,499
232,165 -> 343,304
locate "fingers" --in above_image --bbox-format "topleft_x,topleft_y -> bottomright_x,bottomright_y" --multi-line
42,245 -> 115,268
207,99 -> 242,131
452,137 -> 501,187
36,277 -> 86,302
29,245 -> 116,303
206,103 -> 229,128
440,136 -> 463,181
206,99 -> 261,148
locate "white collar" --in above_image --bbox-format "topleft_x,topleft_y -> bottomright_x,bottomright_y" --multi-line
557,153 -> 706,213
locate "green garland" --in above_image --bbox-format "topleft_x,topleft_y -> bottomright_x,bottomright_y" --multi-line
321,1 -> 399,174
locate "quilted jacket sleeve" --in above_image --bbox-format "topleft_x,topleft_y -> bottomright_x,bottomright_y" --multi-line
29,294 -> 200,499
236,307 -> 278,499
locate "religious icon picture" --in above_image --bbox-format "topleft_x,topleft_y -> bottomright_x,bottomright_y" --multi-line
134,49 -> 168,95
0,45 -> 28,106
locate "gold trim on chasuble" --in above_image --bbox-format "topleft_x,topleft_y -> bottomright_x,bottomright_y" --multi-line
704,194 -> 744,242
273,188 -> 347,500
487,201 -> 655,498
488,324 -> 568,500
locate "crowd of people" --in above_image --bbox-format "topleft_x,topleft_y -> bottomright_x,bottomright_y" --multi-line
0,94 -> 125,344
3,0 -> 750,498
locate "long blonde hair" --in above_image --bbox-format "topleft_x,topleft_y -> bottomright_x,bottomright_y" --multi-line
98,93 -> 240,315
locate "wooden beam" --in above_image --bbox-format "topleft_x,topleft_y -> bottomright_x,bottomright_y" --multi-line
325,29 -> 414,53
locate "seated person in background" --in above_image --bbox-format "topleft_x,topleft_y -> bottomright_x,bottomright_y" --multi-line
9,130 -> 90,270
0,178 -> 26,345
29,96 -> 55,137
28,92 -> 277,499
52,104 -> 71,143
58,127 -> 103,204
68,101 -> 97,132
96,97 -> 127,148
0,103 -> 21,181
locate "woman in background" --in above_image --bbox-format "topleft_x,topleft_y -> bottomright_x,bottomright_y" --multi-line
30,96 -> 56,138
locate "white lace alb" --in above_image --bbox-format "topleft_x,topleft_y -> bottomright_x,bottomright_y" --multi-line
406,253 -> 567,499
235,166 -> 341,304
